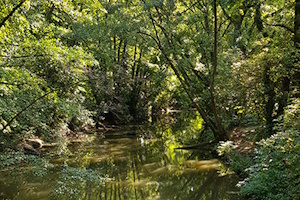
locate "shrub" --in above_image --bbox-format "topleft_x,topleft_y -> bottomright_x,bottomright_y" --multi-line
228,152 -> 253,178
240,129 -> 300,200
239,99 -> 300,200
217,141 -> 253,177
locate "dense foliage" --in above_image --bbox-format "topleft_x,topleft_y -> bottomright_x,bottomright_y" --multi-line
239,99 -> 300,200
240,130 -> 300,200
1,0 -> 299,141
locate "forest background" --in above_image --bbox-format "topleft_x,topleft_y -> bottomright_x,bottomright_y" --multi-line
0,0 -> 299,199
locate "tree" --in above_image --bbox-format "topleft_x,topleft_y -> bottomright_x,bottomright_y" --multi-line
0,0 -> 96,142
138,0 -> 229,141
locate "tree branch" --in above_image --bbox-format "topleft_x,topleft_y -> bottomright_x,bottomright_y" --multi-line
0,54 -> 46,59
220,4 -> 231,21
264,22 -> 294,33
1,90 -> 53,134
0,0 -> 27,28
137,31 -> 160,47
0,81 -> 26,86
222,21 -> 232,37
180,1 -> 199,15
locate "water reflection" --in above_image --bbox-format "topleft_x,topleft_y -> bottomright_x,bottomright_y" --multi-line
0,132 -> 241,200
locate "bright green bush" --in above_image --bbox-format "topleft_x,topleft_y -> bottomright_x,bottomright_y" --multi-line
240,130 -> 300,200
240,99 -> 300,200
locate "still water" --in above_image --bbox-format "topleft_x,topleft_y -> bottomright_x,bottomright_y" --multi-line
0,131 -> 241,200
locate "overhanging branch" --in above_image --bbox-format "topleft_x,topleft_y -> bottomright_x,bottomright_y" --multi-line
0,0 -> 27,28
1,90 -> 53,134
264,22 -> 294,33
0,54 -> 46,59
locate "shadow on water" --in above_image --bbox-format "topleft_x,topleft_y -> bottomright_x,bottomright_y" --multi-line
0,129 -> 241,200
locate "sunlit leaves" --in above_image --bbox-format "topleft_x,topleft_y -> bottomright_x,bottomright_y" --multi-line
0,0 -> 101,140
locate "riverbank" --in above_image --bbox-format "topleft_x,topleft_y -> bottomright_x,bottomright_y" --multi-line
220,124 -> 300,200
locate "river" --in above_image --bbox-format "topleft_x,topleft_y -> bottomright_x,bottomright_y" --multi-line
0,128 -> 241,200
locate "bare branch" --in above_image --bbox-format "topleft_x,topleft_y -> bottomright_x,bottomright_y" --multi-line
220,5 -> 231,21
137,31 -> 159,47
222,21 -> 232,37
180,1 -> 199,15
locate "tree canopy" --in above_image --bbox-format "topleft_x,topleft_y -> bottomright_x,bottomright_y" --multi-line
1,0 -> 299,141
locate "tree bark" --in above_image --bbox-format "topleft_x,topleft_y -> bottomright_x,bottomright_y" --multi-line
295,0 -> 300,48
254,0 -> 263,32
263,64 -> 275,137
294,0 -> 300,92
211,0 -> 226,141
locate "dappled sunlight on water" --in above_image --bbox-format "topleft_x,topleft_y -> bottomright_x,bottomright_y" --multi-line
0,131 -> 241,200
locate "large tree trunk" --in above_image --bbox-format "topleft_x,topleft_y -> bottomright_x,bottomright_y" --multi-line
263,64 -> 275,137
211,0 -> 226,141
144,3 -> 227,141
294,0 -> 300,93
295,0 -> 300,48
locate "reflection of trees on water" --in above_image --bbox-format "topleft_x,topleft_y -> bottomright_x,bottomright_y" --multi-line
0,137 -> 240,199
97,140 -> 159,200
157,171 -> 239,200
87,139 -> 239,200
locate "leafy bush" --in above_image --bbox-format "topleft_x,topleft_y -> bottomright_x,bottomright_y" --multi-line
238,99 -> 300,200
228,152 -> 253,177
0,151 -> 25,169
217,141 -> 234,156
0,150 -> 53,172
240,130 -> 300,200
217,141 -> 253,177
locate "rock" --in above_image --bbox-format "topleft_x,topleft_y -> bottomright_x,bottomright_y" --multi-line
22,142 -> 39,155
42,143 -> 57,148
25,138 -> 43,149
96,122 -> 107,131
